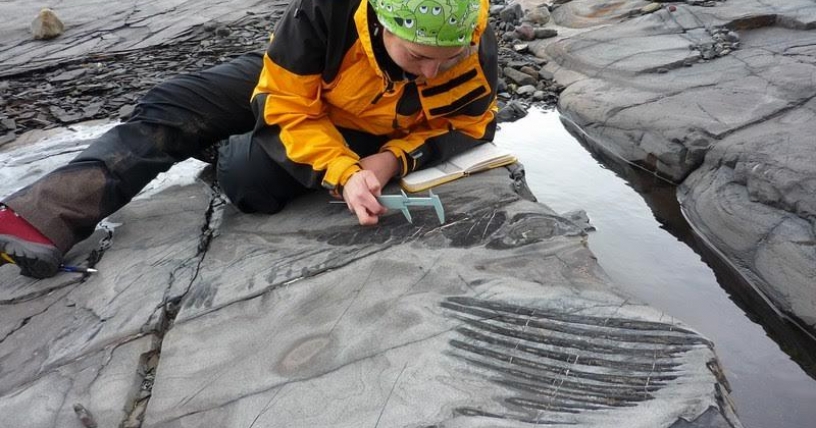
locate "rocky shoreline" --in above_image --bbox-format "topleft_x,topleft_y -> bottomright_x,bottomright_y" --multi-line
0,0 -> 567,147
528,0 -> 816,336
2,0 -> 813,341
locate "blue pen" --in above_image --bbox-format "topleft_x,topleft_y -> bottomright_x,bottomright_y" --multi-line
2,253 -> 98,274
60,265 -> 98,274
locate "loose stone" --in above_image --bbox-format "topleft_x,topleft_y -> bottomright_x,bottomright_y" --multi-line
520,66 -> 539,79
641,3 -> 662,14
49,68 -> 88,83
538,69 -> 554,81
534,28 -> 558,39
31,8 -> 65,40
503,67 -> 537,86
516,85 -> 537,96
514,23 -> 536,41
0,118 -> 16,131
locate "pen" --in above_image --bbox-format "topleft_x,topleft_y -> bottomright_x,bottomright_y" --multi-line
60,265 -> 98,274
1,253 -> 98,274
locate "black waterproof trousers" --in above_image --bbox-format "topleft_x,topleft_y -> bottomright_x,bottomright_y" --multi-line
2,52 -> 385,253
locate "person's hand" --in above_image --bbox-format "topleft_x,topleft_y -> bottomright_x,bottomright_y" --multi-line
359,151 -> 399,187
342,170 -> 386,225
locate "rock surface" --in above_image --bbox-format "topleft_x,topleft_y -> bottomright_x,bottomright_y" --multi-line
0,134 -> 741,426
0,1 -> 745,426
528,0 -> 816,333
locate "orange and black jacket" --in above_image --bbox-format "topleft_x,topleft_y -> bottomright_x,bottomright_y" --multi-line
252,0 -> 498,191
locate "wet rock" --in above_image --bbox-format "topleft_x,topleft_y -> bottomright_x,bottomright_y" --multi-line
503,66 -> 537,86
31,8 -> 64,40
516,84 -> 537,96
499,3 -> 524,24
542,0 -> 816,332
562,209 -> 596,232
497,100 -> 528,122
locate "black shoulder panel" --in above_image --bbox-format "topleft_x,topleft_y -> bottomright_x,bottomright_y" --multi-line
267,0 -> 361,80
457,24 -> 499,117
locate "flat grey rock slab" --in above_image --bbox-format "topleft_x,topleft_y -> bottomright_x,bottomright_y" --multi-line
0,335 -> 155,428
138,170 -> 740,427
535,0 -> 816,332
0,0 -> 287,76
0,180 -> 210,427
0,151 -> 741,426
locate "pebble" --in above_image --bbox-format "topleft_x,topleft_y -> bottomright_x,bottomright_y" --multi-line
516,85 -> 537,96
520,66 -> 539,79
503,67 -> 537,86
514,42 -> 530,52
31,8 -> 65,40
641,3 -> 662,14
496,100 -> 528,122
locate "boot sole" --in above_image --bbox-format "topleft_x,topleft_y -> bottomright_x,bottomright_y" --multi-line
0,234 -> 62,279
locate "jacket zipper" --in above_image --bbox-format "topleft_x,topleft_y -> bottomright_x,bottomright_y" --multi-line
371,76 -> 394,105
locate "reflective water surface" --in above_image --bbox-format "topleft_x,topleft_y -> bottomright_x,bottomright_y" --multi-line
494,108 -> 816,428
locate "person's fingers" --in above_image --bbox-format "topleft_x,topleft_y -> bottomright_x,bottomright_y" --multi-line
355,188 -> 385,216
352,204 -> 378,225
342,170 -> 387,225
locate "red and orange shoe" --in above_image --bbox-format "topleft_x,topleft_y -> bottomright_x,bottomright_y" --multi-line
0,204 -> 62,278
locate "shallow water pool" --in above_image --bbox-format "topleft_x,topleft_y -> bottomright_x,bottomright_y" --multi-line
494,108 -> 816,428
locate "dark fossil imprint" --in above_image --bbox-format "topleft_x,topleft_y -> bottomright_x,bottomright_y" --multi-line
442,297 -> 716,424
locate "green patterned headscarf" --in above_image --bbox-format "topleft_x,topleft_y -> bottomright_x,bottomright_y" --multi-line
370,0 -> 482,47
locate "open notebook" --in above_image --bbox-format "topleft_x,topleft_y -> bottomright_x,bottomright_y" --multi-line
399,142 -> 517,192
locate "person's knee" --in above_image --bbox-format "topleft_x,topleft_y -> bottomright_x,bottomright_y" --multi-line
216,134 -> 286,215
